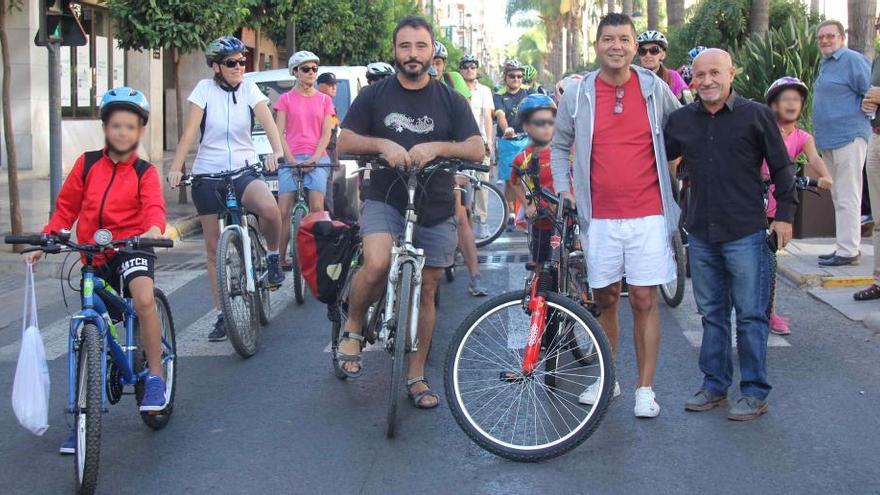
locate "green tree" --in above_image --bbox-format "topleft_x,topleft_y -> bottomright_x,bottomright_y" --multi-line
0,0 -> 22,241
242,0 -> 296,70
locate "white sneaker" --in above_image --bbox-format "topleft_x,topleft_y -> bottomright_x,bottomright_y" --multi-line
479,223 -> 491,239
578,380 -> 620,405
634,387 -> 661,418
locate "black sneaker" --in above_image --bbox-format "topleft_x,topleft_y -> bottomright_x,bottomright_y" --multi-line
267,254 -> 285,286
208,314 -> 227,342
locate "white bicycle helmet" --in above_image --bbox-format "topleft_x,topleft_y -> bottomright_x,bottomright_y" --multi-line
637,30 -> 668,50
433,41 -> 448,60
288,50 -> 320,75
367,62 -> 395,76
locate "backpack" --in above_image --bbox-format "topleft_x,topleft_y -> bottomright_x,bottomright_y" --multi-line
296,212 -> 360,304
81,150 -> 152,185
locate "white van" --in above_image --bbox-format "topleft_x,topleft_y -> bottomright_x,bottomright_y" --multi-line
245,66 -> 368,220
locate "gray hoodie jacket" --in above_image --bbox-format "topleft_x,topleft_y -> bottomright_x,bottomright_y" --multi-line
551,65 -> 681,238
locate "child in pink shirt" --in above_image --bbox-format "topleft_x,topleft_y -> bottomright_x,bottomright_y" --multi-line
763,77 -> 833,335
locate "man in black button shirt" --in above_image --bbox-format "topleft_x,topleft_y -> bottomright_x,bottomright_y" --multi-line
336,16 -> 483,408
664,49 -> 796,421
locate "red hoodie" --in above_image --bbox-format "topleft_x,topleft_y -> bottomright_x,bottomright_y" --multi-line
43,149 -> 166,265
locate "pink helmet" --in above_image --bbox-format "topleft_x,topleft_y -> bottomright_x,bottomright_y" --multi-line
765,76 -> 808,105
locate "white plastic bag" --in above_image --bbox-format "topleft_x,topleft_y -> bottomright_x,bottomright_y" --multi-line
11,263 -> 50,436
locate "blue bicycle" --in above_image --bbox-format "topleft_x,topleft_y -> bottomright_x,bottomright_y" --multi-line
5,230 -> 177,495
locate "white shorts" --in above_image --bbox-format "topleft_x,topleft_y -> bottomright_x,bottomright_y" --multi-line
584,215 -> 676,289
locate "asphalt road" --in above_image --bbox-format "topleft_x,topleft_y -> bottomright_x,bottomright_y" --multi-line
0,231 -> 877,494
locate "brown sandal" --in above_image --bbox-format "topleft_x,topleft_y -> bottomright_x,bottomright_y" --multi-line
853,284 -> 880,301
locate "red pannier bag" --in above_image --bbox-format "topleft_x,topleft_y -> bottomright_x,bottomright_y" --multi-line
296,211 -> 359,304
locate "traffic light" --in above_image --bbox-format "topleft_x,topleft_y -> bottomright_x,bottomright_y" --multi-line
34,0 -> 87,47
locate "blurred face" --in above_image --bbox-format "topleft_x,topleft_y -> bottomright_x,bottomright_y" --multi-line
506,70 -> 524,91
595,24 -> 636,72
638,43 -> 665,71
692,51 -> 735,105
214,54 -> 246,85
522,108 -> 555,144
817,24 -> 845,57
296,62 -> 319,87
318,82 -> 337,98
770,88 -> 804,124
460,62 -> 479,82
432,57 -> 446,79
103,110 -> 144,154
394,26 -> 433,80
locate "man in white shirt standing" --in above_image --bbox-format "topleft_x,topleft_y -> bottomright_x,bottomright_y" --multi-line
459,54 -> 496,239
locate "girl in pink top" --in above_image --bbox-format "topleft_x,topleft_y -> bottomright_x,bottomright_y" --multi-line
275,51 -> 335,269
763,77 -> 833,335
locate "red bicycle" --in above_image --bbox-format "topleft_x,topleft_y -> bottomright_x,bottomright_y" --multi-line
444,190 -> 613,462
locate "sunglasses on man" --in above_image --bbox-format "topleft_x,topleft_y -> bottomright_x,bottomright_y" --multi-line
460,64 -> 478,70
298,66 -> 319,73
222,58 -> 247,68
507,73 -> 524,80
638,46 -> 663,56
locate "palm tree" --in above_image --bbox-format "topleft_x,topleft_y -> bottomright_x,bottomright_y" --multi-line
667,0 -> 684,27
606,0 -> 615,13
0,1 -> 22,243
750,0 -> 770,37
647,0 -> 659,30
622,0 -> 633,15
848,0 -> 878,60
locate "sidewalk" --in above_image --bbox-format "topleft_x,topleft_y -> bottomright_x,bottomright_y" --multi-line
0,150 -> 201,273
777,237 -> 880,330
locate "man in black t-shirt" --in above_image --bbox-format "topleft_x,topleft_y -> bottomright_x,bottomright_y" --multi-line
337,16 -> 483,408
494,59 -> 532,228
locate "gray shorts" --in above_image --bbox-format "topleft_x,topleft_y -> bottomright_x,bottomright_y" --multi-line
359,200 -> 458,268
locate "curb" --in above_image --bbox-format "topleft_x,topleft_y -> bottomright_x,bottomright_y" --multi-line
165,214 -> 202,241
776,264 -> 873,289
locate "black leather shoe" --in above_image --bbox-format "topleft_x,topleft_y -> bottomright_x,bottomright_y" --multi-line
818,254 -> 860,267
817,252 -> 837,260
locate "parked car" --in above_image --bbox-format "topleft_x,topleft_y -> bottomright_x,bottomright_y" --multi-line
245,66 -> 368,221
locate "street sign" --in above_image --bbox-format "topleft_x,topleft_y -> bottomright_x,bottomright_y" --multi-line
34,0 -> 87,47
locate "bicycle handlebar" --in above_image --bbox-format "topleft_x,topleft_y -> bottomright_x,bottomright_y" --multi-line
178,163 -> 264,187
795,176 -> 818,189
4,232 -> 173,251
338,154 -> 488,173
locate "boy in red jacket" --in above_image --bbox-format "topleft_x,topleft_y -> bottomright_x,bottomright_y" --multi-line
24,87 -> 168,454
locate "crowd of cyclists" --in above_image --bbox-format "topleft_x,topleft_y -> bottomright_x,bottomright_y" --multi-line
20,10 -> 847,465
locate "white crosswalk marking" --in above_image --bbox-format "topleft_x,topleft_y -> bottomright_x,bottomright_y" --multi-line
0,270 -> 205,362
176,276 -> 295,357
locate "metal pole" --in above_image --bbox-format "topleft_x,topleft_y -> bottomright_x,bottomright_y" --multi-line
48,40 -> 62,214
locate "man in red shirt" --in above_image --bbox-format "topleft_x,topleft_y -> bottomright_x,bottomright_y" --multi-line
551,13 -> 681,418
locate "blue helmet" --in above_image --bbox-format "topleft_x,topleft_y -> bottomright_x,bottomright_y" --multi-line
517,93 -> 556,124
100,87 -> 150,124
205,35 -> 246,67
687,45 -> 707,62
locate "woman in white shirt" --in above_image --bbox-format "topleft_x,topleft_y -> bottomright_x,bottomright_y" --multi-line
167,35 -> 286,342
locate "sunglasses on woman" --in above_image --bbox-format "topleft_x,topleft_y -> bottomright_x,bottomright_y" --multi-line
638,46 -> 663,56
222,59 -> 247,68
298,66 -> 318,73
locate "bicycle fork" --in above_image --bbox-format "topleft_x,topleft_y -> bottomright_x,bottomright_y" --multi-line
522,272 -> 552,375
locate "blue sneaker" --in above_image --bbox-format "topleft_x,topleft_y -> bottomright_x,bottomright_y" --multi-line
139,375 -> 167,412
59,429 -> 76,455
267,253 -> 285,286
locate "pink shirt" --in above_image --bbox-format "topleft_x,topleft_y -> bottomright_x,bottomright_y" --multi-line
762,127 -> 811,218
273,88 -> 334,156
667,69 -> 688,98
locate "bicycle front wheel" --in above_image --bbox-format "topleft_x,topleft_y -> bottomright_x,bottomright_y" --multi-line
136,289 -> 177,430
660,231 -> 686,308
291,206 -> 308,305
74,324 -> 102,495
445,291 -> 614,462
474,180 -> 508,248
217,228 -> 259,358
387,262 -> 415,438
